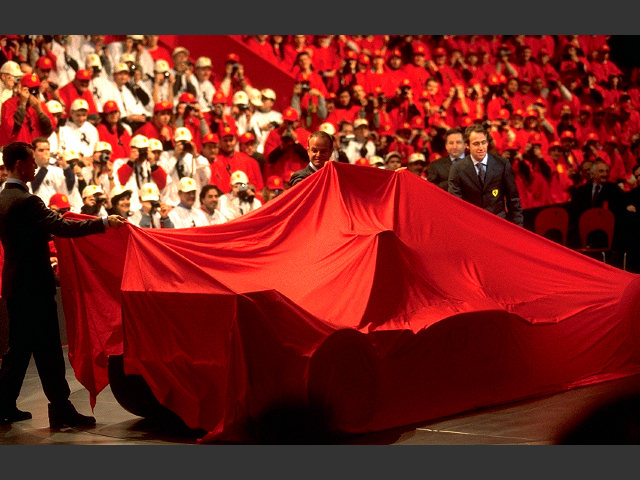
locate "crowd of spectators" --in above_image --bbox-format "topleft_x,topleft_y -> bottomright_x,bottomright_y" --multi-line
1,35 -> 639,266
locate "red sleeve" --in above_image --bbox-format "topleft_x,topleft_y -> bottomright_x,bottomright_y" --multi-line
151,165 -> 167,191
117,161 -> 133,185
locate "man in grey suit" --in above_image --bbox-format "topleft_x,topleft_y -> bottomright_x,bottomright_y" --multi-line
448,124 -> 524,226
428,127 -> 466,190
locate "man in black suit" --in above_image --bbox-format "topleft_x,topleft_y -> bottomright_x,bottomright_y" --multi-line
448,124 -> 524,226
569,158 -> 626,249
289,131 -> 334,187
428,127 -> 466,190
0,141 -> 127,427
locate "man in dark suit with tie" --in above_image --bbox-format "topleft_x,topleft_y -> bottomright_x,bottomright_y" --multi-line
0,141 -> 127,427
448,124 -> 524,226
569,159 -> 625,248
428,127 -> 466,190
289,131 -> 334,187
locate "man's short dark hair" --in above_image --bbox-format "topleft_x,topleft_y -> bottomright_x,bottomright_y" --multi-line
2,142 -> 33,171
199,184 -> 223,202
32,136 -> 50,148
463,124 -> 489,144
444,127 -> 463,142
307,130 -> 333,148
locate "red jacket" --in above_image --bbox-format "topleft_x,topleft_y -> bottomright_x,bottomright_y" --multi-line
58,82 -> 98,118
0,96 -> 56,145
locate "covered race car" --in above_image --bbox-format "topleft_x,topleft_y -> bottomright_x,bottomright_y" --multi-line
54,161 -> 640,442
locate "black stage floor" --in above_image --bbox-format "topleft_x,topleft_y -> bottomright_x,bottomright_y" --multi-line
2,346 -> 640,445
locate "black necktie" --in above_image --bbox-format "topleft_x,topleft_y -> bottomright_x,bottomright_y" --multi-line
476,162 -> 485,185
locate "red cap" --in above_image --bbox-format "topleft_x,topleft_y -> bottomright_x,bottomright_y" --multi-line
103,100 -> 119,114
420,89 -> 430,100
412,43 -> 427,56
605,135 -> 618,144
75,69 -> 92,81
433,47 -> 447,57
525,109 -> 539,118
267,175 -> 284,190
390,48 -> 403,59
560,130 -> 575,140
357,54 -> 370,65
529,133 -> 543,145
400,78 -> 411,88
512,109 -> 525,118
48,193 -> 71,209
154,100 -> 173,113
600,44 -> 611,52
548,140 -> 562,150
355,157 -> 369,166
345,50 -> 357,60
326,92 -> 336,101
36,56 -> 53,71
202,132 -> 219,144
211,91 -> 227,104
585,132 -> 599,143
410,116 -> 424,129
497,108 -> 510,120
238,132 -> 255,144
461,116 -> 474,127
21,74 -> 40,88
179,92 -> 196,104
282,107 -> 299,122
220,124 -> 237,138
397,121 -> 412,132
226,53 -> 240,63
372,49 -> 384,59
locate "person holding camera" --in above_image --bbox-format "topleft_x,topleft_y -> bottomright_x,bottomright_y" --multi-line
55,149 -> 87,213
0,73 -> 56,146
97,100 -> 133,161
159,127 -> 209,208
263,107 -> 311,181
57,69 -> 99,120
249,88 -> 282,155
0,60 -> 23,108
112,134 -> 168,212
217,170 -> 262,222
149,59 -> 175,107
344,118 -> 376,164
110,62 -> 148,133
175,92 -> 208,151
291,77 -> 328,133
167,176 -> 210,228
33,56 -> 62,106
218,53 -> 253,105
129,182 -> 174,229
105,35 -> 154,81
79,184 -> 108,217
90,141 -> 116,197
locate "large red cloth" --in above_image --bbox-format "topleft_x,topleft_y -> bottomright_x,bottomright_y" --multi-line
48,161 -> 640,441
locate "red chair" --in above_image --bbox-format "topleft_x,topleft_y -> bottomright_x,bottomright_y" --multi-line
575,207 -> 615,263
534,206 -> 569,246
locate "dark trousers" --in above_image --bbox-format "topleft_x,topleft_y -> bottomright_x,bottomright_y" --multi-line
0,295 -> 70,409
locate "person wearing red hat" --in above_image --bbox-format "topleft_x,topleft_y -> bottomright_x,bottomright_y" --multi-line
209,124 -> 264,195
199,132 -> 220,170
133,100 -> 174,149
263,106 -> 311,180
309,35 -> 341,90
202,91 -> 237,139
402,43 -> 432,97
57,69 -> 98,119
366,49 -> 396,99
33,56 -> 61,104
97,100 -> 132,161
589,44 -> 622,85
0,74 -> 56,146
238,131 -> 265,175
261,174 -> 286,203
174,91 -> 206,152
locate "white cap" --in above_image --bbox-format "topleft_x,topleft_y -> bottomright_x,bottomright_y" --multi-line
369,155 -> 384,167
319,122 -> 336,136
63,149 -> 80,162
353,118 -> 369,128
232,91 -> 249,106
130,134 -> 149,149
94,141 -> 112,153
46,100 -> 64,114
82,184 -> 103,199
230,170 -> 249,185
139,182 -> 160,202
120,53 -> 135,64
384,151 -> 401,163
178,176 -> 197,192
149,138 -> 163,152
261,88 -> 276,101
174,127 -> 193,143
109,184 -> 132,201
247,87 -> 263,107
127,35 -> 145,41
70,98 -> 89,112
195,56 -> 212,68
154,59 -> 170,73
0,60 -> 23,77
114,62 -> 130,74
86,53 -> 102,68
408,152 -> 426,164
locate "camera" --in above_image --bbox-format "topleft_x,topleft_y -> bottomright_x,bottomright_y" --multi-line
268,120 -> 280,129
163,71 -> 170,79
282,126 -> 295,140
150,200 -> 160,210
237,183 -> 249,192
231,62 -> 240,74
137,148 -> 148,161
98,151 -> 111,163
29,87 -> 39,96
299,81 -> 311,93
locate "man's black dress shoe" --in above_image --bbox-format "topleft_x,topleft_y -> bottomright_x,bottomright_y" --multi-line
0,407 -> 32,425
48,402 -> 96,429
